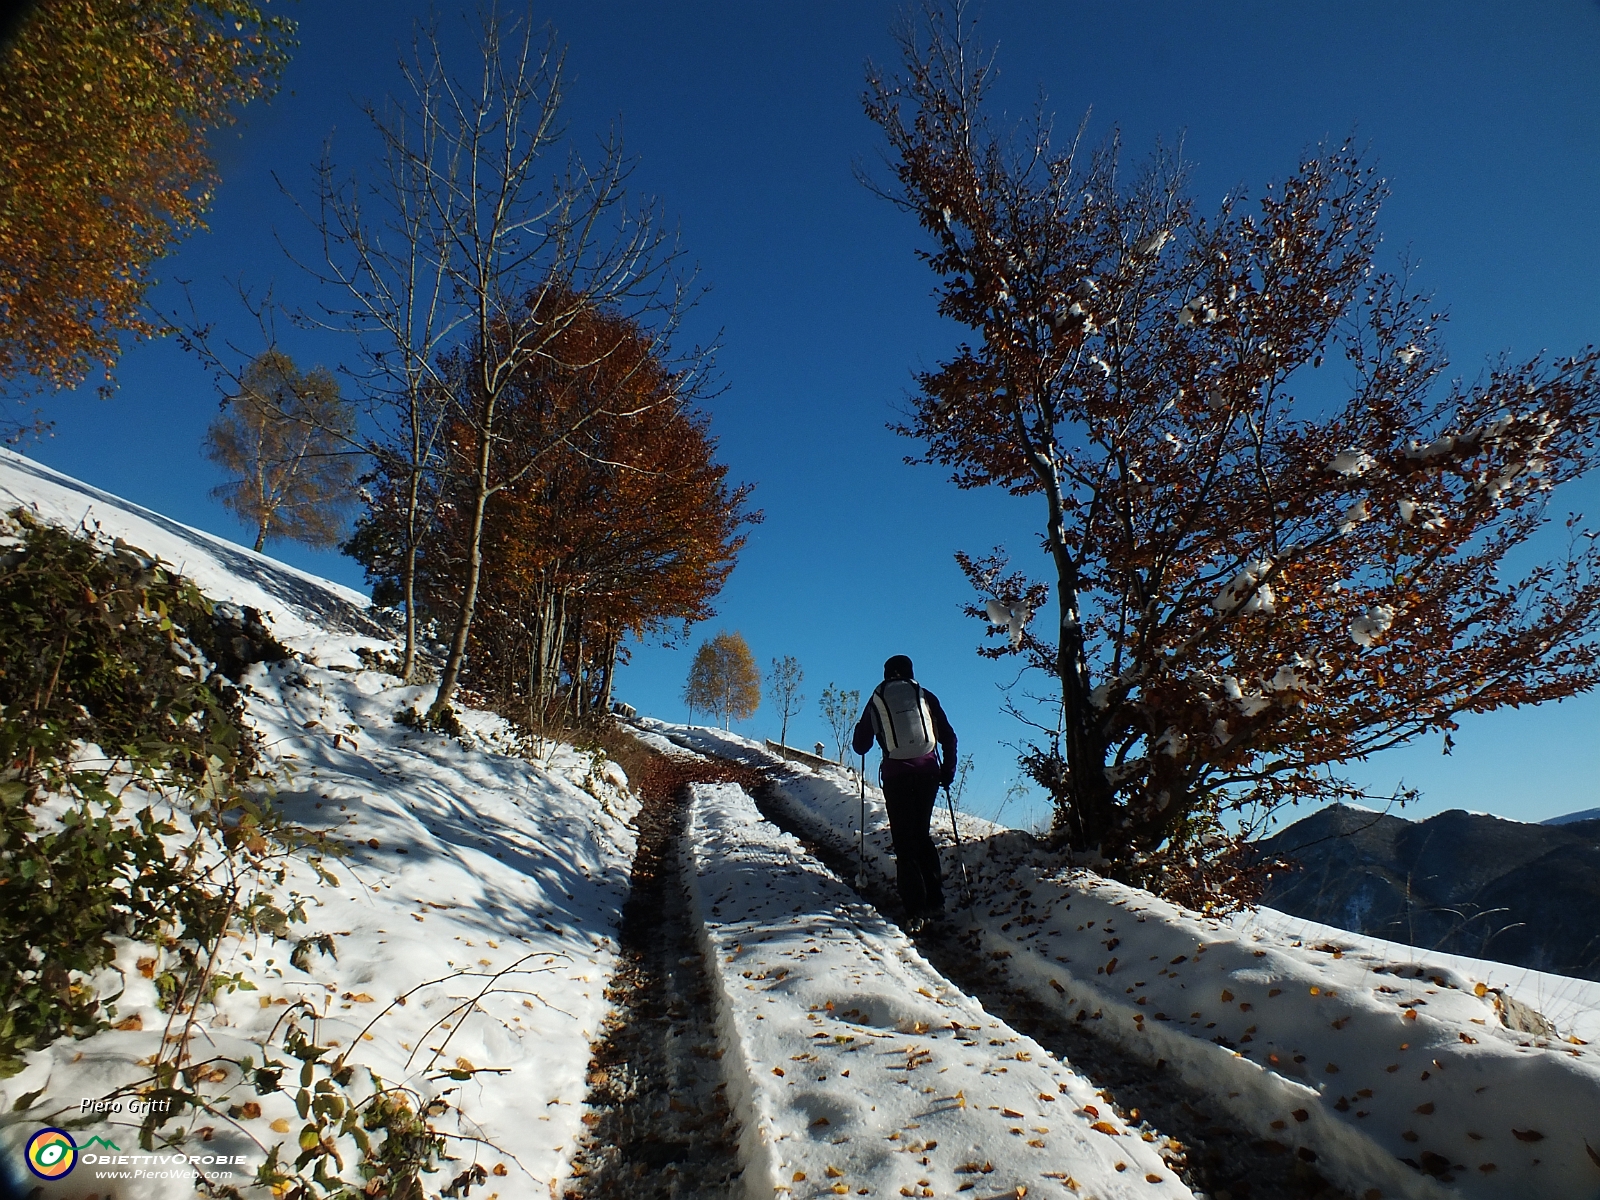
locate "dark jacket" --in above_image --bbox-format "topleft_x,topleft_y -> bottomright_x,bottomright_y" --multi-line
852,682 -> 958,787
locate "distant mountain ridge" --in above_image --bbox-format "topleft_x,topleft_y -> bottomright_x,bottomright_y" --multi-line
1256,803 -> 1600,981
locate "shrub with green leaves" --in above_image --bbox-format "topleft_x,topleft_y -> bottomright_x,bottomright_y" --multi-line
0,509 -> 265,1075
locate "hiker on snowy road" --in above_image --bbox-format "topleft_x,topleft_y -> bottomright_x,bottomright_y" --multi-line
853,654 -> 957,930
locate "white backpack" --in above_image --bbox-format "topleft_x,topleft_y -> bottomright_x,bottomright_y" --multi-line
869,679 -> 938,760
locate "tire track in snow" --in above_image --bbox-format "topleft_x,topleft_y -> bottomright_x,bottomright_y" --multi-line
729,762 -> 1357,1200
565,735 -> 750,1199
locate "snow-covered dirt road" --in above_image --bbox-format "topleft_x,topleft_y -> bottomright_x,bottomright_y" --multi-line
564,733 -> 749,1199
737,775 -> 1357,1200
648,720 -> 1600,1200
610,727 -> 1195,1200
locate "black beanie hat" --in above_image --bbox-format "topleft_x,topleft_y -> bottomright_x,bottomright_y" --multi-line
884,654 -> 914,681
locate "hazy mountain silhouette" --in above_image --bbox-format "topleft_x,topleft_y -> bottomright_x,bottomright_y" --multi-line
1256,804 -> 1600,981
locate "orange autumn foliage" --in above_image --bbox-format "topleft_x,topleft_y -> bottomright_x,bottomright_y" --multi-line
350,300 -> 756,724
0,0 -> 294,405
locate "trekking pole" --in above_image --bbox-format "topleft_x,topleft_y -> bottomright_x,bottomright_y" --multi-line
944,783 -> 972,907
855,753 -> 868,888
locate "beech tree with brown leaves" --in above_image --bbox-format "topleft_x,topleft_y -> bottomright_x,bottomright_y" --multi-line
346,298 -> 755,730
865,6 -> 1600,904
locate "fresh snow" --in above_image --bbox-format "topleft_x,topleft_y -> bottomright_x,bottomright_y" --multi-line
0,448 -> 377,651
682,779 -> 1193,1199
6,448 -> 1600,1200
1328,450 -> 1377,477
0,450 -> 640,1199
1348,604 -> 1396,648
983,599 -> 1034,650
1211,561 -> 1275,617
647,720 -> 1600,1200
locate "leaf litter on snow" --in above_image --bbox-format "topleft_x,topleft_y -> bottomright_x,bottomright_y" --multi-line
683,778 -> 1192,1199
651,720 -> 1600,1200
0,450 -> 641,1199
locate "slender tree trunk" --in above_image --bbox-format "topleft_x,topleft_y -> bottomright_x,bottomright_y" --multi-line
253,520 -> 268,553
402,536 -> 419,681
598,631 -> 618,715
541,587 -> 567,717
571,610 -> 586,724
400,411 -> 428,682
430,423 -> 495,718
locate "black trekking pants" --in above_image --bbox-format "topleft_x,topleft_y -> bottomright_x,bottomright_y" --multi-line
882,771 -> 944,918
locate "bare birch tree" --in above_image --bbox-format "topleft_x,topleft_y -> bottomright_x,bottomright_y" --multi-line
769,655 -> 805,752
297,65 -> 460,682
298,6 -> 689,709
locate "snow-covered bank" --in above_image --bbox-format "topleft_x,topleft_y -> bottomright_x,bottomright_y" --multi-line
650,721 -> 1600,1200
0,451 -> 640,1199
682,778 -> 1192,1200
0,447 -> 381,649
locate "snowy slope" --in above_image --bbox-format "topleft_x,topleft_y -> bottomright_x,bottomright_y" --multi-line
0,448 -> 381,650
0,451 -> 640,1199
649,721 -> 1600,1200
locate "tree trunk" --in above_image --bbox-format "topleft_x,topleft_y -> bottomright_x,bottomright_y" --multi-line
401,541 -> 419,682
598,631 -> 618,715
430,424 -> 494,718
541,587 -> 568,718
1007,383 -> 1116,852
570,610 -> 586,725
253,520 -> 268,553
400,447 -> 426,683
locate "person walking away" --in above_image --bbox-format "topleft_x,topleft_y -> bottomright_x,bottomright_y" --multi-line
852,655 -> 957,931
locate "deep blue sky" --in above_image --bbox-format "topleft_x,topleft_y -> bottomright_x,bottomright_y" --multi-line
21,1 -> 1600,829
